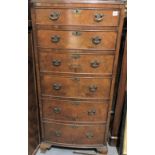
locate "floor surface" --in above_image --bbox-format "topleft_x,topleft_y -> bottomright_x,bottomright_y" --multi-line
36,145 -> 118,155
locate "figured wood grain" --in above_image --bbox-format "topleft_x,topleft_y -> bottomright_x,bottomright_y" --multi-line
42,99 -> 109,123
43,121 -> 106,145
40,75 -> 111,99
35,8 -> 120,26
31,0 -> 125,151
39,50 -> 115,74
37,30 -> 117,50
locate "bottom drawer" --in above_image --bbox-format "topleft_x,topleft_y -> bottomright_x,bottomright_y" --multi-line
43,122 -> 106,145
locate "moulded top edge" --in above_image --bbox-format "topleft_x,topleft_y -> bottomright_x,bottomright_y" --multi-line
31,0 -> 126,5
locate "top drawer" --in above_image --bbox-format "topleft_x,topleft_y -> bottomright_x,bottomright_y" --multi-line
35,8 -> 120,26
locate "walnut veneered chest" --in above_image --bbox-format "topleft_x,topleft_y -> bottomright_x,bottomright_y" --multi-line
31,0 -> 125,154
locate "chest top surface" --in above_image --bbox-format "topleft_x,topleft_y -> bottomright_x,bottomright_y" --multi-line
31,0 -> 125,4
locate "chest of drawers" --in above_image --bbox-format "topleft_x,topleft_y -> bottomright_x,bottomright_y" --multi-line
31,0 -> 125,154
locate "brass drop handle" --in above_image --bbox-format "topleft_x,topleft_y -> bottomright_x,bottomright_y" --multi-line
55,130 -> 61,137
90,60 -> 100,68
88,109 -> 96,116
51,35 -> 60,43
52,59 -> 61,66
53,107 -> 61,114
89,85 -> 97,92
92,37 -> 102,45
52,83 -> 62,90
49,12 -> 60,21
86,132 -> 94,139
94,13 -> 104,22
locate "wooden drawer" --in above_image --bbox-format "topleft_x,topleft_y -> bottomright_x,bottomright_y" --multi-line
35,8 -> 120,27
42,99 -> 109,123
39,50 -> 114,74
40,75 -> 111,99
37,30 -> 117,50
43,122 -> 106,145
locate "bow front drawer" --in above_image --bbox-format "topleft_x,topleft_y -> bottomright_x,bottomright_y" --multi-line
35,8 -> 120,27
43,122 -> 106,145
42,99 -> 108,123
39,49 -> 114,74
37,30 -> 117,50
40,75 -> 111,99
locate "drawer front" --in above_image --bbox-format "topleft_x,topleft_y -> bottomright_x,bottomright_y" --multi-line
37,30 -> 117,50
43,122 -> 105,145
78,77 -> 111,98
40,75 -> 111,99
35,9 -> 120,26
42,99 -> 108,122
40,75 -> 77,97
39,50 -> 114,74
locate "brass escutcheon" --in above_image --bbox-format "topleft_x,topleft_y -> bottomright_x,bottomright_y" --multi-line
71,101 -> 80,105
72,8 -> 81,14
71,53 -> 80,59
72,31 -> 81,36
71,77 -> 80,82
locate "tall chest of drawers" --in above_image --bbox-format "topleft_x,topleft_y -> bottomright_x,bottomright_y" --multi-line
31,0 -> 125,154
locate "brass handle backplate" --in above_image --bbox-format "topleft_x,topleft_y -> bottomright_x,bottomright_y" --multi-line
52,83 -> 62,90
92,37 -> 102,45
52,59 -> 61,66
49,12 -> 60,20
90,60 -> 100,68
88,109 -> 96,116
89,85 -> 97,92
51,35 -> 60,43
53,107 -> 61,114
94,13 -> 104,22
86,132 -> 94,139
55,130 -> 61,137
